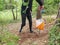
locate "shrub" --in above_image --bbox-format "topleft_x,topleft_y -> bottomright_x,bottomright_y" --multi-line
49,24 -> 60,45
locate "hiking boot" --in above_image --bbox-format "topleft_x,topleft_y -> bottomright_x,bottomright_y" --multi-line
19,29 -> 22,32
30,30 -> 33,33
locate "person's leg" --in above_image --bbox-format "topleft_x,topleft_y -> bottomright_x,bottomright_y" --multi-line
20,6 -> 26,32
26,10 -> 33,33
19,14 -> 26,32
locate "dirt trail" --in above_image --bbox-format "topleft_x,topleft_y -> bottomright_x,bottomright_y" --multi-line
6,15 -> 56,45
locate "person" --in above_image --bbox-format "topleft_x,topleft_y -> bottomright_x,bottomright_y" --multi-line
19,0 -> 44,33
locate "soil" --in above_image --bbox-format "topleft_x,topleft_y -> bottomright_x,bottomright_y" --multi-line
5,15 -> 56,45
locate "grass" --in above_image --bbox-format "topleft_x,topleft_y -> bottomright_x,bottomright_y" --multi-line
0,26 -> 19,45
0,10 -> 20,45
0,10 -> 21,24
46,16 -> 54,23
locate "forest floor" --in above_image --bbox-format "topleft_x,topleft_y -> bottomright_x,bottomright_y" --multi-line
5,15 -> 56,45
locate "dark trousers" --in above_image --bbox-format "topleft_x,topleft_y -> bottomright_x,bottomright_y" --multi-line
20,8 -> 32,32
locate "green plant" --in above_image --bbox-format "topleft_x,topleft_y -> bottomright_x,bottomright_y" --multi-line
45,16 -> 54,23
49,24 -> 60,45
0,28 -> 19,45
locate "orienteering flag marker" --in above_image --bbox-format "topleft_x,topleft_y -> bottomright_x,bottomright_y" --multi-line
36,19 -> 45,30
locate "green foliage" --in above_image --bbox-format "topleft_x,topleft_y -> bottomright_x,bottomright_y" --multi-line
54,0 -> 60,5
44,0 -> 60,14
0,0 -> 60,14
0,28 -> 19,45
0,0 -> 4,11
0,0 -> 60,24
49,25 -> 60,45
0,10 -> 20,24
45,16 -> 54,23
0,0 -> 20,10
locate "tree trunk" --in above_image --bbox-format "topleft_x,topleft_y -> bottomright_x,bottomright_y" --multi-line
16,5 -> 17,20
12,8 -> 15,20
10,0 -> 15,20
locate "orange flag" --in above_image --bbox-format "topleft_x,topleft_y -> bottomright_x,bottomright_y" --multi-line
36,19 -> 45,30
